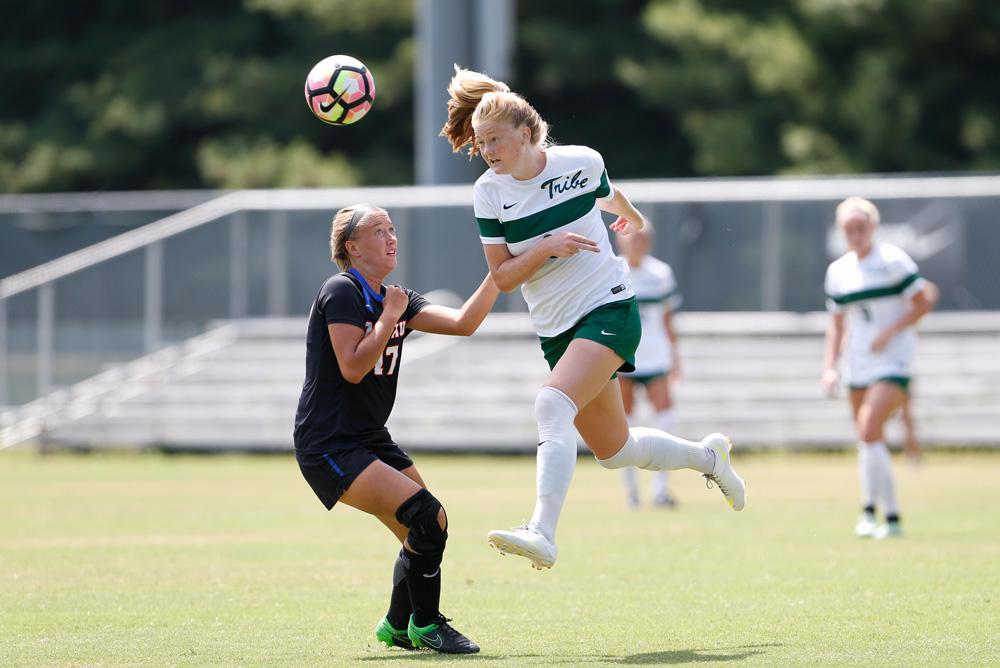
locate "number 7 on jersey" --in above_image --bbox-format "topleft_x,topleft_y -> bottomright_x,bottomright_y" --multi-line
373,344 -> 399,376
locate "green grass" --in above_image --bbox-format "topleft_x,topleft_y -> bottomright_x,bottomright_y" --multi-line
1,450 -> 998,667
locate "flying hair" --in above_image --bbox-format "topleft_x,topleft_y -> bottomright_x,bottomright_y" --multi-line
440,65 -> 549,157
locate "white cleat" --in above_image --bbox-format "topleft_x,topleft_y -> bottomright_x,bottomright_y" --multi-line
487,524 -> 557,570
873,522 -> 903,540
701,433 -> 747,511
854,514 -> 878,538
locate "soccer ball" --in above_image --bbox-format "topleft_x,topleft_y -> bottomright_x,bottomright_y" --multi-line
304,55 -> 376,126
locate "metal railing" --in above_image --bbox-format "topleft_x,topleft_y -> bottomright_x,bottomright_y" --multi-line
0,185 -> 475,407
3,174 -> 1000,409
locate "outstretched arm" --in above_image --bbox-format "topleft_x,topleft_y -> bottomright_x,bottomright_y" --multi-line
482,235 -> 599,293
408,273 -> 501,336
599,186 -> 645,234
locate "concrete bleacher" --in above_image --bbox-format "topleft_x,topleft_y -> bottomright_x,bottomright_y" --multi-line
3,311 -> 999,452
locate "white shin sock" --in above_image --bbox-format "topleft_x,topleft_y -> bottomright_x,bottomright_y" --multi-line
528,386 -> 579,542
857,442 -> 876,509
598,427 -> 713,474
620,415 -> 640,502
651,410 -> 676,496
867,441 -> 899,517
620,466 -> 640,502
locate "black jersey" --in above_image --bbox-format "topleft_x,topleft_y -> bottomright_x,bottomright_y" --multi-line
293,272 -> 428,454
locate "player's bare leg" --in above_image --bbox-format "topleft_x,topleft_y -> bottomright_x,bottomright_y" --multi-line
900,396 -> 921,465
857,382 -> 906,539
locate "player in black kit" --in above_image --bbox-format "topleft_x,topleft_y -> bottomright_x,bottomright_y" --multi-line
294,204 -> 497,654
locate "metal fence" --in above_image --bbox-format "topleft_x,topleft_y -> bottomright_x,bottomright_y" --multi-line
2,175 -> 999,408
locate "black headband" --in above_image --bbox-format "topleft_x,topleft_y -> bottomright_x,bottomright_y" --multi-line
345,204 -> 371,240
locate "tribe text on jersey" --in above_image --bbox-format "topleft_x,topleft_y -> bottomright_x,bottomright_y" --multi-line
473,145 -> 634,337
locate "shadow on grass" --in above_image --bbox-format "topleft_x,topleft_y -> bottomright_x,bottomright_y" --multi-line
617,643 -> 780,665
356,652 -> 514,662
357,643 -> 781,664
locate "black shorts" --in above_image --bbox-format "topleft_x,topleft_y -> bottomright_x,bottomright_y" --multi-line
296,442 -> 415,510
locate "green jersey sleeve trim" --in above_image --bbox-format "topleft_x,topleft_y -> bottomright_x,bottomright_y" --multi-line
476,217 -> 504,239
595,170 -> 611,199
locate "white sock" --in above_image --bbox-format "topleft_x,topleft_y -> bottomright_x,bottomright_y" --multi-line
598,427 -> 713,474
867,441 -> 899,517
620,415 -> 640,503
620,466 -> 640,504
656,409 -> 676,434
857,442 -> 876,509
528,386 -> 578,542
651,410 -> 676,497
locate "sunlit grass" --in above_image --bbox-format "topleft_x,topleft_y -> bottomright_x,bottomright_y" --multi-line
1,450 -> 997,667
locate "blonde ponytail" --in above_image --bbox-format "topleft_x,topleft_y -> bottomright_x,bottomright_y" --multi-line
440,65 -> 549,157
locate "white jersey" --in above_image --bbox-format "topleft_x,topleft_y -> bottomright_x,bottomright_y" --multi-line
824,242 -> 926,385
629,256 -> 682,375
474,144 -> 634,337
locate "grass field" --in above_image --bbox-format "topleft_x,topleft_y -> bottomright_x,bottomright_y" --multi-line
1,450 -> 998,667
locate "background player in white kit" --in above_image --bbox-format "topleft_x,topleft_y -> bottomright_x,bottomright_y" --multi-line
615,225 -> 684,509
822,197 -> 938,539
441,66 -> 746,572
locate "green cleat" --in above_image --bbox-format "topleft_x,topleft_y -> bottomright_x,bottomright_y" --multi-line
374,616 -> 416,650
407,614 -> 480,654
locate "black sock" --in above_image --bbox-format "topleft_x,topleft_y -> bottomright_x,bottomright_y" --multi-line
402,548 -> 442,627
385,548 -> 412,630
863,505 -> 875,516
886,513 -> 900,524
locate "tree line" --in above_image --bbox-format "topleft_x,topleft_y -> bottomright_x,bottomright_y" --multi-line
1,0 -> 997,192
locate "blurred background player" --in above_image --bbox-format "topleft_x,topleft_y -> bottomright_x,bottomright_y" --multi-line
822,197 -> 938,539
899,394 -> 921,464
441,67 -> 746,571
841,326 -> 923,466
615,225 -> 684,509
294,204 -> 497,653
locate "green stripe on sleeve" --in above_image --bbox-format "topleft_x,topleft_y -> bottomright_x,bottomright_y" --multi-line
476,217 -> 504,238
829,273 -> 920,305
595,170 -> 611,198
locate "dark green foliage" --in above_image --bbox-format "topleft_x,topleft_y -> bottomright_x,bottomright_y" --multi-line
519,0 -> 1000,177
0,0 -> 413,191
1,0 -> 998,191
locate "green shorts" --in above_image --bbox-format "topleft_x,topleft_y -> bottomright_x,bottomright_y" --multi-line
539,298 -> 641,374
849,376 -> 911,394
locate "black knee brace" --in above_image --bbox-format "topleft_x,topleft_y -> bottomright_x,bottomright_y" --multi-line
395,489 -> 448,556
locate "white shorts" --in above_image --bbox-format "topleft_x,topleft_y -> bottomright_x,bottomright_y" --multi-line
619,367 -> 671,385
845,354 -> 911,389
